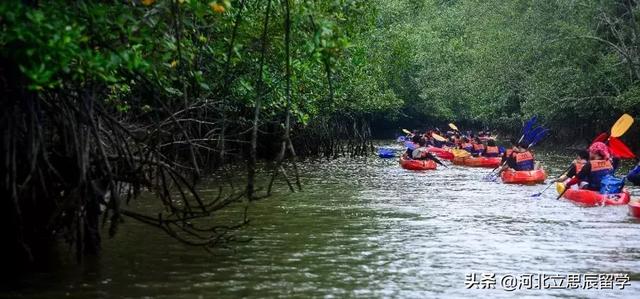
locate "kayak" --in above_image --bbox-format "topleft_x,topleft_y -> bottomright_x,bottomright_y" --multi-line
452,156 -> 501,168
378,148 -> 395,158
426,146 -> 454,160
399,155 -> 437,170
555,184 -> 630,206
629,201 -> 640,218
452,156 -> 466,166
500,169 -> 546,185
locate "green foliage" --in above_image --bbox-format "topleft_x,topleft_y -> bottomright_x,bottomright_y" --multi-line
360,0 -> 640,135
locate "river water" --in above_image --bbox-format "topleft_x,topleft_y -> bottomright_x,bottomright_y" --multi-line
3,144 -> 640,298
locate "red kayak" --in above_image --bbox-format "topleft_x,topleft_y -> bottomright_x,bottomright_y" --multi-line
629,201 -> 640,218
501,169 -> 546,185
559,187 -> 630,207
426,146 -> 454,160
399,155 -> 437,170
452,156 -> 501,168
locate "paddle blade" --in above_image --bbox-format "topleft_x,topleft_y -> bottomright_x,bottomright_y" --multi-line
609,137 -> 636,159
523,126 -> 544,145
521,115 -> 537,135
402,129 -> 413,135
528,129 -> 550,148
611,113 -> 634,137
555,182 -> 565,195
449,123 -> 459,131
432,133 -> 447,142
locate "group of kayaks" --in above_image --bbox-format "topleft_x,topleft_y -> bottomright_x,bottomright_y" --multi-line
390,145 -> 638,218
397,148 -> 548,185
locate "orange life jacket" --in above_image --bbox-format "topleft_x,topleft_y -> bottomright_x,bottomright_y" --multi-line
515,151 -> 534,163
590,159 -> 613,172
513,151 -> 534,171
473,143 -> 485,151
486,146 -> 499,154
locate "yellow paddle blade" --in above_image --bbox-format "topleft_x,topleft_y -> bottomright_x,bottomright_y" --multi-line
402,129 -> 412,135
610,113 -> 634,137
555,182 -> 565,195
431,133 -> 447,142
448,123 -> 459,131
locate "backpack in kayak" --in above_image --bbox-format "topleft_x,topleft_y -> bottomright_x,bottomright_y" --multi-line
627,165 -> 640,186
599,175 -> 624,194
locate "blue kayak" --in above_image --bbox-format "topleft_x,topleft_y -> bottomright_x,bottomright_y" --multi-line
378,148 -> 395,158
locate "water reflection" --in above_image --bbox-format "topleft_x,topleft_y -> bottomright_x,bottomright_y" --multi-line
3,145 -> 640,298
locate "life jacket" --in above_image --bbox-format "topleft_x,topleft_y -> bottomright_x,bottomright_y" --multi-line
484,146 -> 500,157
461,143 -> 473,152
472,143 -> 485,152
513,151 -> 534,171
586,159 -> 613,190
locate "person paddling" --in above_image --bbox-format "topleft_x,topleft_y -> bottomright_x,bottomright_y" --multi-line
554,150 -> 589,183
412,138 -> 443,165
482,140 -> 501,157
459,137 -> 473,153
563,142 -> 614,191
496,142 -> 536,176
472,137 -> 485,156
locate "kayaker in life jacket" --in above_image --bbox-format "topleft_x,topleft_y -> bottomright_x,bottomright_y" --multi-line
482,140 -> 501,157
497,142 -> 536,176
472,137 -> 485,156
554,150 -> 589,183
459,137 -> 473,153
412,138 -> 440,162
564,142 -> 614,191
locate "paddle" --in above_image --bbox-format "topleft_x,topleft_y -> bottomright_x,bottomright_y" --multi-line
610,113 -> 634,138
518,116 -> 538,144
431,132 -> 447,142
556,183 -> 568,200
426,153 -> 448,168
531,163 -> 572,197
402,129 -> 413,136
449,123 -> 459,132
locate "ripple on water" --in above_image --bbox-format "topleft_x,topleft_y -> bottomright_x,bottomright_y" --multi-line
4,147 -> 640,298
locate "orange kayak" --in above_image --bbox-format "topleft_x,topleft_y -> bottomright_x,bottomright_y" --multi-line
501,169 -> 546,185
452,156 -> 501,168
629,201 -> 640,218
399,155 -> 437,170
560,188 -> 630,207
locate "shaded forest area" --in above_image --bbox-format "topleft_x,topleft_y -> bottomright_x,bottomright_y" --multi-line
2,0 -> 640,271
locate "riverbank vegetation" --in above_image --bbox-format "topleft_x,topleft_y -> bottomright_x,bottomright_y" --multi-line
1,0 -> 640,270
